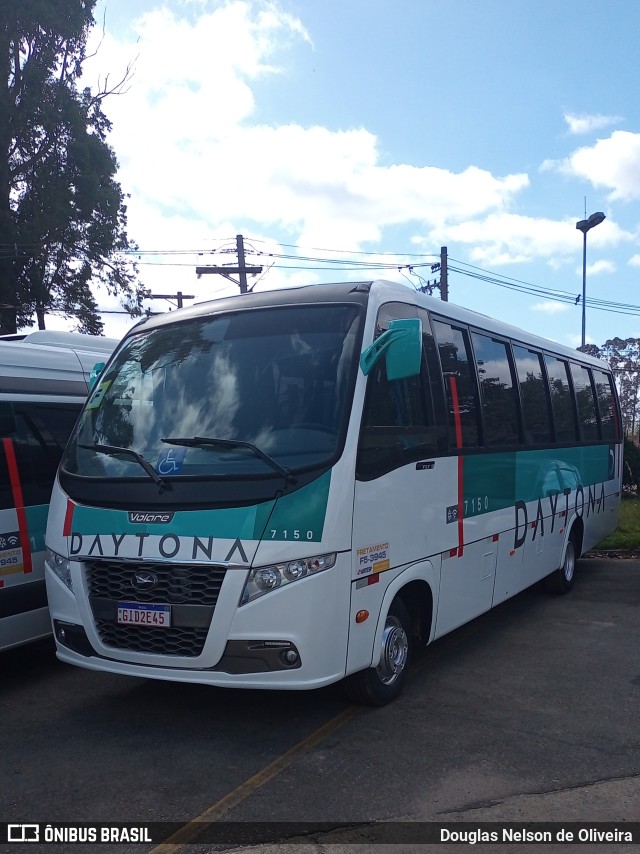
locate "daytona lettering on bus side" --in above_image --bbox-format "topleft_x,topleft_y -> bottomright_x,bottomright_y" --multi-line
513,482 -> 607,550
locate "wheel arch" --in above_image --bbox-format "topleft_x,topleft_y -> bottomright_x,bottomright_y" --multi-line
370,561 -> 437,667
566,512 -> 584,558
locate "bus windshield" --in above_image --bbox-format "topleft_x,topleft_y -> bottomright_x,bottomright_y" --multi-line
62,303 -> 361,481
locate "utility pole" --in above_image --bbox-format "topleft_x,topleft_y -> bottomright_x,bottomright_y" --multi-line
417,245 -> 448,300
149,291 -> 194,309
195,234 -> 263,293
440,246 -> 448,301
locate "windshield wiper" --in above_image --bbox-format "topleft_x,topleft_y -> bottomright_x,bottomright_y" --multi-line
161,436 -> 296,484
79,443 -> 167,490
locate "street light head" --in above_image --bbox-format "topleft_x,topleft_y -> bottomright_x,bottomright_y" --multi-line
576,211 -> 606,234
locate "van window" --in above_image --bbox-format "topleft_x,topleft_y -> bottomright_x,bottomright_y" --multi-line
0,402 -> 81,509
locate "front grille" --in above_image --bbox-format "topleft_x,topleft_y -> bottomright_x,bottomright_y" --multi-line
95,620 -> 209,656
85,560 -> 227,657
86,560 -> 226,605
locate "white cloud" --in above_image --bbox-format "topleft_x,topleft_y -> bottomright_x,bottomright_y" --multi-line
544,131 -> 640,201
531,301 -> 570,314
564,112 -> 622,135
431,213 -> 586,267
580,259 -> 616,277
81,1 -> 529,277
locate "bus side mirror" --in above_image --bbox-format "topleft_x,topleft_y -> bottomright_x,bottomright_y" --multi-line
89,362 -> 106,390
360,318 -> 422,381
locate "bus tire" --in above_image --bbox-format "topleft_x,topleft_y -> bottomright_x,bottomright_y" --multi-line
543,535 -> 576,594
343,597 -> 411,706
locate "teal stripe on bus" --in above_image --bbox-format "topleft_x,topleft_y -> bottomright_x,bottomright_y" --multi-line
462,445 -> 614,519
68,471 -> 332,542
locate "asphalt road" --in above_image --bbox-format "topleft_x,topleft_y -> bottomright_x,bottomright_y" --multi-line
2,557 -> 639,854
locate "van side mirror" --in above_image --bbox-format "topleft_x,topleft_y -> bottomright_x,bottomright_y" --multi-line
89,362 -> 106,390
360,318 -> 422,380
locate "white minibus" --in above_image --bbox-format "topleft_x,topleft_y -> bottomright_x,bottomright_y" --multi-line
44,282 -> 621,703
1,330 -> 117,651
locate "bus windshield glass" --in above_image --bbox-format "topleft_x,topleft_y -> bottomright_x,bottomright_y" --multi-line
62,303 -> 361,480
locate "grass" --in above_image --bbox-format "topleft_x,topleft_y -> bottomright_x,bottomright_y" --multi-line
594,497 -> 640,551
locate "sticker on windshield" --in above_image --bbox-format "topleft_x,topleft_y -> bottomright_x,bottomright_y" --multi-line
85,380 -> 111,411
156,446 -> 188,475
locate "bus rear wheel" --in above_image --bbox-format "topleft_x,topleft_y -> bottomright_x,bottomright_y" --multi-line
343,597 -> 411,706
543,536 -> 576,594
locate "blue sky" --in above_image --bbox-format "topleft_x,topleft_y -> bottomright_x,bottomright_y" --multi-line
58,0 -> 640,348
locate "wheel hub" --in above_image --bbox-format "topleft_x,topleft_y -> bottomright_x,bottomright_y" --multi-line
377,615 -> 409,685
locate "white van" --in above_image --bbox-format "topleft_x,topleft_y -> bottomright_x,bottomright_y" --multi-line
0,330 -> 117,651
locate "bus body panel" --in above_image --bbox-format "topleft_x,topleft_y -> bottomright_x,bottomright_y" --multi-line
46,548 -> 351,688
45,457 -> 354,682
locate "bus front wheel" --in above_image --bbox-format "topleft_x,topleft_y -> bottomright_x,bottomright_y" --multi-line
343,597 -> 411,706
543,536 -> 576,594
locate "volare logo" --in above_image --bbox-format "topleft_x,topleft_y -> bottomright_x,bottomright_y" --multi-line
127,511 -> 175,524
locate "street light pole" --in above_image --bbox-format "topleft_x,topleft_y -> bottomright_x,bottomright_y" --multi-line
576,211 -> 606,348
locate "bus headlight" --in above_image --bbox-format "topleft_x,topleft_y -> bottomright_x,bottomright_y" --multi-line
46,547 -> 73,591
241,552 -> 336,605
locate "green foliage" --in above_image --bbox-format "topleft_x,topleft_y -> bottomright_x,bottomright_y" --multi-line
593,440 -> 640,550
623,436 -> 640,490
595,498 -> 640,551
588,338 -> 640,438
0,0 -> 146,334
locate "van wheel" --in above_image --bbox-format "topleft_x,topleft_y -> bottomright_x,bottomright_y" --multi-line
543,536 -> 576,594
343,598 -> 411,706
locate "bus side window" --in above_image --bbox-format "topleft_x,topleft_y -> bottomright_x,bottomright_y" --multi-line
592,369 -> 619,441
418,309 -> 449,454
432,320 -> 480,450
544,356 -> 578,444
512,345 -> 553,445
357,304 -> 438,479
9,402 -> 82,507
0,402 -> 16,510
570,363 -> 600,441
471,332 -> 520,447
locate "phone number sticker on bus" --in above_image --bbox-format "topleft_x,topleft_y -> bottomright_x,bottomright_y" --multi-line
0,531 -> 24,574
355,542 -> 390,577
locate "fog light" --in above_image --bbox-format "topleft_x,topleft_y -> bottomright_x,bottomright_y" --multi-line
280,649 -> 299,666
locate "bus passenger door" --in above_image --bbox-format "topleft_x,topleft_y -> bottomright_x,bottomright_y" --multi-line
351,303 -> 452,665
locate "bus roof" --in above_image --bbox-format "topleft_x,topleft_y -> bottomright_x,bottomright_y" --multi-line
119,280 -> 609,372
0,331 -> 119,396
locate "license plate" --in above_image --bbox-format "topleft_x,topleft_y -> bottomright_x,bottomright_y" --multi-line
117,602 -> 171,627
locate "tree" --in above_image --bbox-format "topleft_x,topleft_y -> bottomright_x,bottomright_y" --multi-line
586,338 -> 640,438
0,0 -> 145,335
